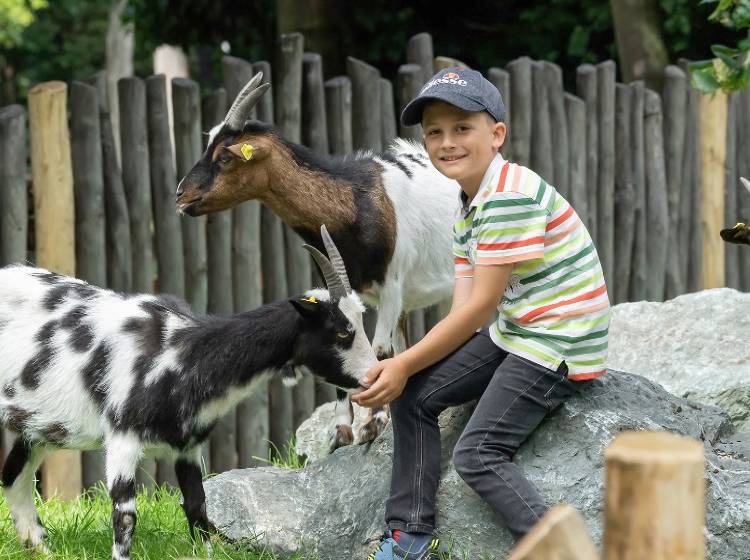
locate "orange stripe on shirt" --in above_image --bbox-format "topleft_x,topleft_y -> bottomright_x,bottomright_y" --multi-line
544,221 -> 580,246
475,250 -> 544,265
454,257 -> 470,265
495,162 -> 510,192
517,301 -> 609,324
519,283 -> 609,323
546,205 -> 574,231
478,236 -> 545,250
569,370 -> 606,381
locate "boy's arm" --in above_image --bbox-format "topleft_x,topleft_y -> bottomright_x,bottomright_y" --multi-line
450,277 -> 473,312
352,263 -> 512,407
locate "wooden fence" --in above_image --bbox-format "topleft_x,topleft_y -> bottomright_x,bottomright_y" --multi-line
0,30 -> 744,497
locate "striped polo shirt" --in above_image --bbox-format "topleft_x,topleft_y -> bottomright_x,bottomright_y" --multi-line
453,153 -> 610,380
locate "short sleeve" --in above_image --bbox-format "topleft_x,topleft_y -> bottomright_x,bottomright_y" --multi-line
474,193 -> 547,266
453,221 -> 474,278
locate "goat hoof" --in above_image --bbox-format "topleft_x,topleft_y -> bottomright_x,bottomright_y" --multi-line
358,414 -> 389,444
328,424 -> 354,453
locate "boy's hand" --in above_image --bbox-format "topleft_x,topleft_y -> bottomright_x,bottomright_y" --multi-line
351,357 -> 409,408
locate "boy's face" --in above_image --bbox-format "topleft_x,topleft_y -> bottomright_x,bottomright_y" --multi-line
422,101 -> 506,192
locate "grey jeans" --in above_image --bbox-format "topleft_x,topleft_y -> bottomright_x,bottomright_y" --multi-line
385,329 -> 578,541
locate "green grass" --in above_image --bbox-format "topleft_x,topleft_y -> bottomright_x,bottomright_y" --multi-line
0,483 -> 319,560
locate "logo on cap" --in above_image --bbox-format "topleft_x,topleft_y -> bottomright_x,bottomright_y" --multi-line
444,72 -> 460,80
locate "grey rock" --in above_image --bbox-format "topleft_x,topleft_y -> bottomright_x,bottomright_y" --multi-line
609,288 -> 750,431
205,371 -> 750,559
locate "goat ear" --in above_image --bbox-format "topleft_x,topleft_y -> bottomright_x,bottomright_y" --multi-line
226,142 -> 259,162
290,296 -> 322,319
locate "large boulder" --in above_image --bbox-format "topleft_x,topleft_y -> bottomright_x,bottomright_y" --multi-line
204,371 -> 750,559
608,288 -> 750,431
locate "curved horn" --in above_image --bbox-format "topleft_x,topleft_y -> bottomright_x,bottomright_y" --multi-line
320,225 -> 352,294
303,244 -> 347,300
225,71 -> 271,131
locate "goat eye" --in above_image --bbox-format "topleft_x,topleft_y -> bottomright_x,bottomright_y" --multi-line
337,332 -> 350,339
218,152 -> 232,164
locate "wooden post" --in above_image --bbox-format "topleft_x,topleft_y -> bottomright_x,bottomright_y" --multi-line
724,94 -> 741,289
118,76 -> 156,489
0,105 -> 28,266
397,63 -> 424,142
736,87 -> 750,290
0,104 -> 27,463
544,62 -> 568,197
507,57 -> 532,167
348,57 -> 382,152
302,53 -> 329,154
698,90 -> 728,289
644,89 -> 669,301
678,59 -> 704,293
604,431 -> 705,560
380,78 -> 397,148
597,61 -> 616,294
70,81 -> 108,490
28,81 -> 82,499
629,81 -> 647,302
614,84 -> 635,305
564,94 -> 588,229
662,66 -> 688,298
275,33 -> 307,444
223,56 -> 263,470
508,503 -> 599,560
488,67 -> 511,161
406,32 -> 434,85
146,74 -> 184,487
119,77 -> 154,295
576,64 -> 599,242
85,72 -> 132,295
325,76 -> 353,156
530,62 -> 553,184
173,78 -> 207,315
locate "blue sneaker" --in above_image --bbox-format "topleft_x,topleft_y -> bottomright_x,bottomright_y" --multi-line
367,529 -> 440,560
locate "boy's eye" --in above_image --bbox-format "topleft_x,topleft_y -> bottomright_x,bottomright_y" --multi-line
426,129 -> 440,136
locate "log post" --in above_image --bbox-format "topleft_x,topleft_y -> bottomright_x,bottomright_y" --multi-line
28,81 -> 82,499
530,62 -> 553,182
488,67 -> 511,161
576,64 -> 599,241
662,66 -> 687,298
698,90 -> 728,290
406,32 -> 434,85
0,104 -> 27,465
564,93 -> 588,229
348,56 -> 382,152
604,431 -> 705,560
507,57 -> 532,167
629,81 -> 647,302
397,63 -> 423,141
173,78 -> 207,314
380,78 -> 397,148
544,62 -> 568,196
508,503 -> 599,560
597,61 -> 616,294
613,84 -> 634,305
724,94 -> 740,289
325,76 -> 353,156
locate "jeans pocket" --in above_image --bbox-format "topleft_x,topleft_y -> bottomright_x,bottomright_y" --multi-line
543,361 -> 574,412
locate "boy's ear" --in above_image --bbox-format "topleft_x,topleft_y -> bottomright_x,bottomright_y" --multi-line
492,121 -> 507,151
290,296 -> 322,319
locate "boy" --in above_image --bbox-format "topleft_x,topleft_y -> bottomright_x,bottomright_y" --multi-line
351,67 -> 610,559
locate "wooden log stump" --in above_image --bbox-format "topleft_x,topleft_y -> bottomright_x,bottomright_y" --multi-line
629,81 -> 647,302
325,76 -> 353,156
564,93 -> 589,230
544,62 -> 568,196
613,84 -> 635,305
531,62 -> 553,182
348,56 -> 382,152
724,94 -> 741,289
487,67 -> 511,160
597,61 -> 616,295
28,81 -> 82,500
406,32 -> 434,85
397,64 -> 423,141
508,503 -> 599,560
577,64 -> 599,242
698,90 -> 728,290
380,78 -> 397,148
604,431 -> 705,560
507,57 -> 532,167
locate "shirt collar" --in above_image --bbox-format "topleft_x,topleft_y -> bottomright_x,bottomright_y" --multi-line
459,152 -> 506,216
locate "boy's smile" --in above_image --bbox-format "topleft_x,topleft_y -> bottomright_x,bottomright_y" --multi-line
422,101 -> 506,197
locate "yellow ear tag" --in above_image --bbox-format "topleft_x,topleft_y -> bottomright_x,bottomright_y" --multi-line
240,143 -> 254,161
302,296 -> 317,303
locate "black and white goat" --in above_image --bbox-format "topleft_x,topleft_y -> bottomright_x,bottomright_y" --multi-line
721,177 -> 750,245
176,72 -> 458,449
0,227 -> 375,560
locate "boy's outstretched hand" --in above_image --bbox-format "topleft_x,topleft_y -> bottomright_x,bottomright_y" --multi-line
351,357 -> 409,408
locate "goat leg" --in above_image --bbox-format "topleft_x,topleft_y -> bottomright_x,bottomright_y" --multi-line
329,392 -> 355,452
105,434 -> 143,560
175,448 -> 213,554
1,440 -> 49,553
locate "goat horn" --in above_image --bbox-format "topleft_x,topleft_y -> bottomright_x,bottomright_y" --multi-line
320,225 -> 352,294
741,177 -> 750,195
303,244 -> 347,300
225,71 -> 270,131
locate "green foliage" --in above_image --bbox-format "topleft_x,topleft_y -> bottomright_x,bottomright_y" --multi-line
689,0 -> 750,92
0,0 -> 47,48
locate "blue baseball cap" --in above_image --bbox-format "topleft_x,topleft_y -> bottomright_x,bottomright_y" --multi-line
400,67 -> 506,127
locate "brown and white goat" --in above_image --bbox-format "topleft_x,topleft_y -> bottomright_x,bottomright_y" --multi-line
721,177 -> 750,245
176,72 -> 458,449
